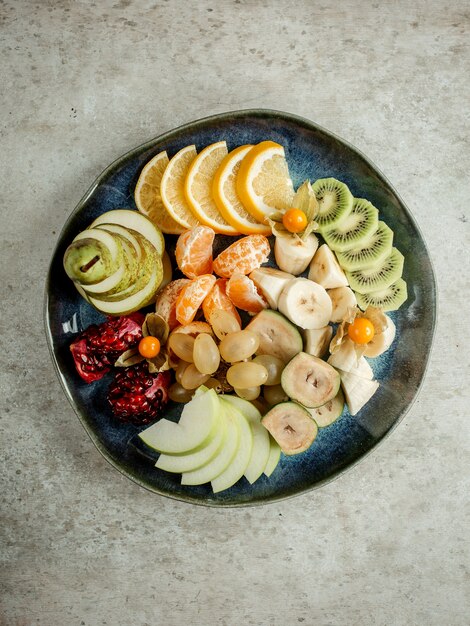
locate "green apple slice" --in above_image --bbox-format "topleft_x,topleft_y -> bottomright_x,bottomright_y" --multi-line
223,395 -> 270,485
91,209 -> 165,257
87,256 -> 163,314
139,389 -> 220,454
211,399 -> 253,493
264,439 -> 281,477
155,414 -> 227,473
181,404 -> 240,486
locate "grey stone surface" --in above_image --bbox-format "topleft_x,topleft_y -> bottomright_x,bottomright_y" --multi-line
1,1 -> 469,624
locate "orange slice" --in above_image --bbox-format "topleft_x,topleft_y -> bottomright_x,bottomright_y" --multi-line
236,140 -> 294,223
184,141 -> 239,235
155,278 -> 191,330
160,145 -> 200,229
226,273 -> 268,314
175,274 -> 217,325
202,278 -> 242,326
212,145 -> 272,236
134,151 -> 185,235
212,234 -> 271,278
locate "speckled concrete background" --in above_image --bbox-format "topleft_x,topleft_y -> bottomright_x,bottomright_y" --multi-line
1,1 -> 469,624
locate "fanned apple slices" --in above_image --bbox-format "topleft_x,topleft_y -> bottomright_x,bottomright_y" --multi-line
139,387 -> 281,493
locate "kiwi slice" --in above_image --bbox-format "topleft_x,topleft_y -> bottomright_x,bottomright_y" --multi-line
346,247 -> 404,294
312,178 -> 353,229
336,221 -> 393,271
356,277 -> 408,312
322,198 -> 379,252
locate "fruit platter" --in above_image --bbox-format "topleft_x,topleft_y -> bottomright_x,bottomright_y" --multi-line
45,110 -> 436,506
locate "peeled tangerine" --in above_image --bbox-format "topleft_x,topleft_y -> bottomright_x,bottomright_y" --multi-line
155,278 -> 191,330
202,278 -> 241,327
175,225 -> 215,278
212,235 -> 271,278
226,273 -> 268,313
175,274 -> 216,325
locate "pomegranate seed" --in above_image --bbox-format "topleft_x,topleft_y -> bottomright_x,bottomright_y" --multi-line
107,363 -> 171,425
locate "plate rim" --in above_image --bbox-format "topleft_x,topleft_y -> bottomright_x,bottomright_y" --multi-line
44,108 -> 438,507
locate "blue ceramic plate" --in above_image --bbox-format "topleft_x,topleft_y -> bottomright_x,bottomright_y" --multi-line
45,109 -> 436,507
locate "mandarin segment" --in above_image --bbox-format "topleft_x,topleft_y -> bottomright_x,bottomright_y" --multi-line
175,225 -> 215,278
202,278 -> 242,326
155,278 -> 191,330
175,274 -> 217,325
226,273 -> 269,313
212,234 -> 271,278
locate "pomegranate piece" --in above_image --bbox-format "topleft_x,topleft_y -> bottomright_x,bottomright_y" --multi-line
70,313 -> 144,383
107,363 -> 171,424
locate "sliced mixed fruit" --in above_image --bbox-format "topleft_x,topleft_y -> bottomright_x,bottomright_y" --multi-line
63,209 -> 166,316
139,387 -> 280,492
135,139 -> 293,235
63,139 -> 409,493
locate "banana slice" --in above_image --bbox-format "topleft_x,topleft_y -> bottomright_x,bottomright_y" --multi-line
303,326 -> 333,358
308,243 -> 348,289
249,267 -> 294,309
327,286 -> 357,323
274,233 -> 319,276
327,338 -> 373,379
363,315 -> 396,357
261,401 -> 318,455
278,278 -> 332,329
339,369 -> 379,415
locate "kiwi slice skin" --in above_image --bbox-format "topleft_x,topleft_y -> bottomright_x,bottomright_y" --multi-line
356,278 -> 408,312
312,178 -> 353,229
336,221 -> 394,271
346,247 -> 404,294
322,198 -> 379,253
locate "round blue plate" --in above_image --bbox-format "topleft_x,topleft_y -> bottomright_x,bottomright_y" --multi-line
45,109 -> 436,507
